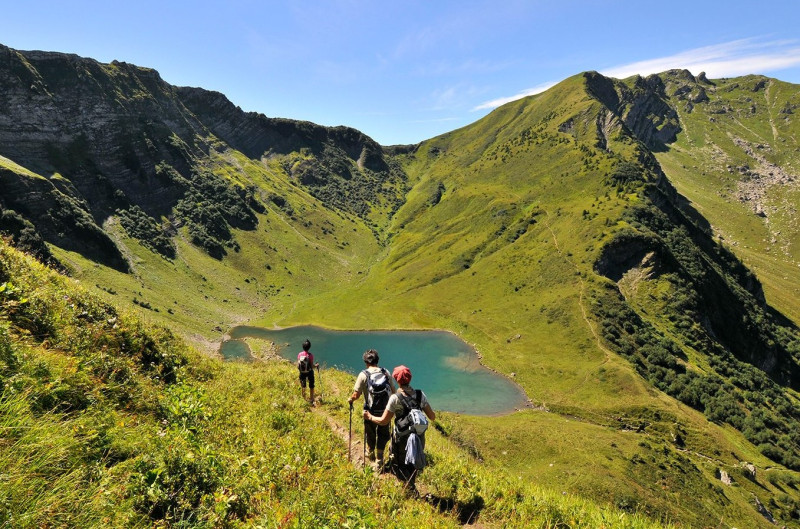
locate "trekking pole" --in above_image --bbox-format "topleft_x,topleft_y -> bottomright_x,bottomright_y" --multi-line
316,364 -> 322,402
348,402 -> 353,462
363,419 -> 367,468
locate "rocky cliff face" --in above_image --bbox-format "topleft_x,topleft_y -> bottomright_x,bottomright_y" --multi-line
0,46 -> 207,218
175,86 -> 402,217
176,87 -> 388,172
0,44 -> 401,268
584,70 -> 681,151
0,163 -> 128,270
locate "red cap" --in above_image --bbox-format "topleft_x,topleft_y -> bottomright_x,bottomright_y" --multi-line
392,365 -> 412,386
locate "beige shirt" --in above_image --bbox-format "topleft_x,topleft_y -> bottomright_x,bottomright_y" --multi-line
387,386 -> 429,415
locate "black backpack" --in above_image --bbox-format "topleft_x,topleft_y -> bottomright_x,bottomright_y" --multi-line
394,389 -> 428,436
363,368 -> 392,414
298,351 -> 312,373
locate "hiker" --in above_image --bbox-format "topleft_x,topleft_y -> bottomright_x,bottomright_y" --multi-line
297,339 -> 319,404
363,365 -> 435,490
348,349 -> 396,470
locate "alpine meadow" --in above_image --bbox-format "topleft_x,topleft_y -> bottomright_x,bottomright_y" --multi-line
1,44 -> 799,528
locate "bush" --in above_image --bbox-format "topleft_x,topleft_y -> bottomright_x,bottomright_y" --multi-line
705,393 -> 745,427
610,161 -> 644,183
0,321 -> 19,388
131,441 -> 224,523
160,383 -> 212,434
116,205 -> 176,258
0,208 -> 60,267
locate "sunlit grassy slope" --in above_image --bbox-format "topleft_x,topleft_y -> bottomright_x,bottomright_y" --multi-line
277,73 -> 800,527
39,72 -> 800,527
2,239 -> 682,528
52,147 -> 381,353
655,74 -> 800,323
287,75 -> 650,406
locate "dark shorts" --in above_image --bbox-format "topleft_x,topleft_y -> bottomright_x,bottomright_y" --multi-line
299,370 -> 315,389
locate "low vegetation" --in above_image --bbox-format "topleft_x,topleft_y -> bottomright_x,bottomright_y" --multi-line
2,46 -> 800,527
0,240 -> 674,528
117,205 -> 176,258
593,200 -> 800,469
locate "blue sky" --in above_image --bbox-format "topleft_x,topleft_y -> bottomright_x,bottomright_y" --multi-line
3,0 -> 800,145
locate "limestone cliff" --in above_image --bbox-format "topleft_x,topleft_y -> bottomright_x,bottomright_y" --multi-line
0,44 -> 401,267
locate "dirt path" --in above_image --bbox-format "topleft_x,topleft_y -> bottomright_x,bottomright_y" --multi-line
320,407 -> 368,466
765,81 -> 779,142
310,389 -> 491,527
311,378 -> 369,467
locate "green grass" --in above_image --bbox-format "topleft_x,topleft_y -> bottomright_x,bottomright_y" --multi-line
0,155 -> 48,180
26,70 -> 800,528
655,76 -> 800,323
1,239 -> 682,528
270,72 -> 800,527
54,147 -> 381,354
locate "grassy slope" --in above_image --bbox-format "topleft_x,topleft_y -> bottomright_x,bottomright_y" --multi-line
1,240 -> 677,528
286,76 -> 647,405
655,75 -> 800,324
53,148 -> 380,354
0,154 -> 48,180
32,74 -> 800,527
274,75 -> 800,527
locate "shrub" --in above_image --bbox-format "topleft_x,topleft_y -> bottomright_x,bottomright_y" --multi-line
116,205 -> 176,258
131,441 -> 223,523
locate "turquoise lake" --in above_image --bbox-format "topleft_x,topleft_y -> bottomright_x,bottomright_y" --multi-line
219,325 -> 529,415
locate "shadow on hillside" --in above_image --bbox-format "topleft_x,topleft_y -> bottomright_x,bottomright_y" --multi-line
424,493 -> 485,525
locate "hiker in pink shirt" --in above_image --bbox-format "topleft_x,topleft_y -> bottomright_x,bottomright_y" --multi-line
296,339 -> 319,404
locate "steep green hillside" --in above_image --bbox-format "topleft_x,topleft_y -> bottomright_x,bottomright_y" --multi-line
1,43 -> 799,527
283,72 -> 800,527
0,43 -> 403,352
0,43 -> 403,270
51,146 -> 382,352
0,240 -> 676,528
653,73 -> 800,323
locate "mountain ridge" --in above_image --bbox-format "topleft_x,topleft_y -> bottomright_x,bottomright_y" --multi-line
1,43 -> 799,527
0,43 -> 404,265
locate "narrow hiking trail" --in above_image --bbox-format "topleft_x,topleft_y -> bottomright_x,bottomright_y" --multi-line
309,379 -> 368,467
542,210 -> 612,365
310,381 -> 491,528
540,210 -> 634,428
765,81 -> 779,143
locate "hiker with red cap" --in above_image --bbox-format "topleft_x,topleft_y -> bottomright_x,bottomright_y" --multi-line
363,365 -> 435,491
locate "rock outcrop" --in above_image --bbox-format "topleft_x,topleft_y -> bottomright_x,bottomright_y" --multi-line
0,44 -> 400,266
584,71 -> 681,151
